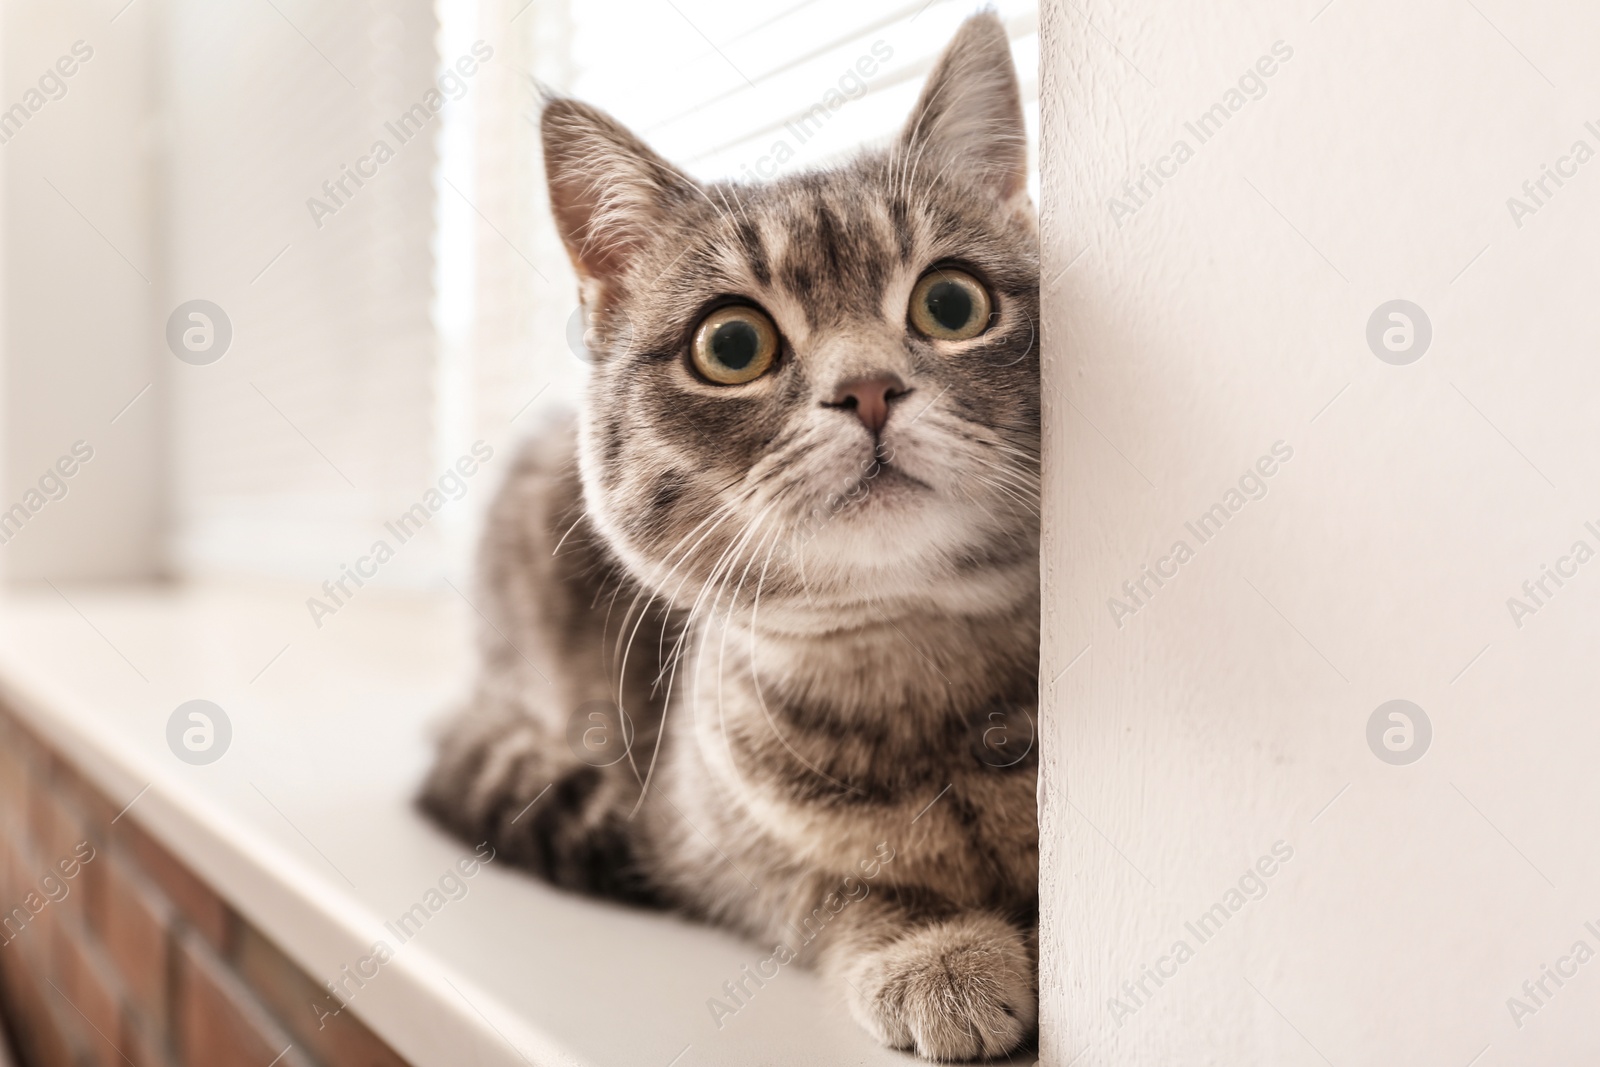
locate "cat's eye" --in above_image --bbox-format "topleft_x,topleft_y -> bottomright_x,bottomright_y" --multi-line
690,305 -> 780,385
908,268 -> 993,341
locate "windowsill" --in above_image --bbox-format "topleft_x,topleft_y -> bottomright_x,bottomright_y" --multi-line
0,582 -> 942,1067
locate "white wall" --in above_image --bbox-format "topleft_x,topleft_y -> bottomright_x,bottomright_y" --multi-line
1,0 -> 162,582
1040,0 -> 1600,1063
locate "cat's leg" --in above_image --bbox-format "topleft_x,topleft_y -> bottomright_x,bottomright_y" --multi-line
811,894 -> 1038,1061
418,419 -> 673,904
419,683 -> 662,902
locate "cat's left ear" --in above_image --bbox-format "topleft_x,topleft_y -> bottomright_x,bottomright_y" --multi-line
542,98 -> 698,298
899,12 -> 1029,204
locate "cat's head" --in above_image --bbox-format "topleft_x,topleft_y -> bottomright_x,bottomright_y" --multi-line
544,13 -> 1038,626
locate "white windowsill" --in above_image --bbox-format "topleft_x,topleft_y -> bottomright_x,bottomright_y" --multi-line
0,582 -> 984,1067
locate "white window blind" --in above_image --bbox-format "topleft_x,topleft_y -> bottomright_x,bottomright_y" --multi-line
564,0 -> 1039,184
164,0 -> 446,583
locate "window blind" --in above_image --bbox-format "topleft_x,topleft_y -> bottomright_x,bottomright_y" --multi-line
163,0 -> 445,583
566,0 -> 1039,183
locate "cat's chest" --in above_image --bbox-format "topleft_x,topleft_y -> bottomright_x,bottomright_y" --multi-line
682,660 -> 1038,901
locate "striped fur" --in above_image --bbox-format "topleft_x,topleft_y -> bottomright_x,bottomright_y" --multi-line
420,14 -> 1040,1060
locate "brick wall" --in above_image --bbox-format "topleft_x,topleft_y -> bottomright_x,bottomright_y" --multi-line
0,702 -> 416,1067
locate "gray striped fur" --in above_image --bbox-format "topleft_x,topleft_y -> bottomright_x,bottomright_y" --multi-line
420,13 -> 1040,1059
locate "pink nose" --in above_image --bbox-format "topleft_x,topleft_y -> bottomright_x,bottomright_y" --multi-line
828,375 -> 908,434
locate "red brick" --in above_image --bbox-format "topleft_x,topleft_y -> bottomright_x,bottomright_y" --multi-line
3,846 -> 61,976
93,848 -> 173,1025
24,755 -> 74,857
175,929 -> 312,1067
11,904 -> 58,976
1,956 -> 88,1067
72,836 -> 107,932
118,819 -> 233,953
28,787 -> 96,929
0,734 -> 30,827
1,704 -> 119,840
52,916 -> 128,1067
61,767 -> 123,845
236,921 -> 413,1067
121,1008 -> 178,1067
58,849 -> 98,930
0,827 -> 21,905
0,708 -> 44,779
28,779 -> 72,860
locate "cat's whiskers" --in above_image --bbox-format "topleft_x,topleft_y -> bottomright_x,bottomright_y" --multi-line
945,451 -> 1042,518
740,521 -> 862,795
612,500 -> 747,785
955,448 -> 1041,493
633,496 -> 783,817
960,430 -> 1041,463
923,149 -> 970,205
634,489 -> 759,691
759,469 -> 848,607
932,408 -> 1041,452
612,480 -> 769,791
964,476 -> 1040,518
675,168 -> 748,237
714,181 -> 757,238
551,508 -> 589,557
646,465 -> 774,675
919,412 -> 1041,474
612,503 -> 721,689
708,515 -> 792,812
640,484 -> 788,710
890,110 -> 937,210
673,495 -> 779,664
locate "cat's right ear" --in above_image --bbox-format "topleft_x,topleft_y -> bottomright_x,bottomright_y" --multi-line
899,12 -> 1028,207
541,99 -> 696,297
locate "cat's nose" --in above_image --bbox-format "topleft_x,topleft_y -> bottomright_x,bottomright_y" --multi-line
826,375 -> 909,434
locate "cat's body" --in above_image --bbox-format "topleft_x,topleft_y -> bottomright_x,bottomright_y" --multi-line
421,14 -> 1040,1060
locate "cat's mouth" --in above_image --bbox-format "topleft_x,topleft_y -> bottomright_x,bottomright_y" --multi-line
846,458 -> 931,501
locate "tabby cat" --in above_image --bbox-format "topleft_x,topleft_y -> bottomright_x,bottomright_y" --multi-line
420,12 -> 1040,1060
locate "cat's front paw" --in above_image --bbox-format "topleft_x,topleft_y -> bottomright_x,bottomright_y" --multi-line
418,709 -> 554,840
844,913 -> 1036,1061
